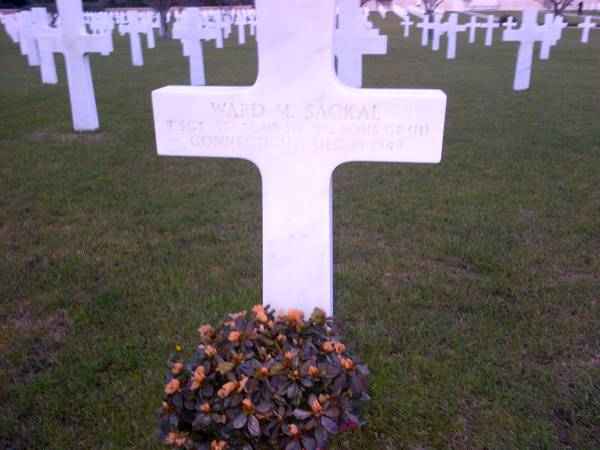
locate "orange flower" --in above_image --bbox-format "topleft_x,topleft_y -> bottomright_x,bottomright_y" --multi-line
199,324 -> 214,338
339,357 -> 354,371
203,345 -> 216,358
237,375 -> 248,393
233,352 -> 245,365
164,378 -> 181,394
217,381 -> 238,398
334,341 -> 346,353
211,441 -> 227,450
165,431 -> 188,446
322,340 -> 335,353
228,331 -> 243,344
191,366 -> 206,390
242,398 -> 255,414
284,351 -> 293,366
251,304 -> 268,323
287,309 -> 304,324
171,362 -> 184,374
289,423 -> 300,437
310,399 -> 323,416
200,403 -> 211,413
257,366 -> 269,378
307,366 -> 320,377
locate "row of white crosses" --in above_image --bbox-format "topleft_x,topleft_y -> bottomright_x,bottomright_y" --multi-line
2,1 -> 113,130
152,0 -> 446,316
502,8 -> 568,90
403,8 -> 598,88
170,0 -> 388,89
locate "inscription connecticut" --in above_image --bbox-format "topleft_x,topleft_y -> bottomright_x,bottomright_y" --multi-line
165,102 -> 430,153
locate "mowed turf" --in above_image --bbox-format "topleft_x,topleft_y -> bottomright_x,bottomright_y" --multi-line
0,11 -> 599,449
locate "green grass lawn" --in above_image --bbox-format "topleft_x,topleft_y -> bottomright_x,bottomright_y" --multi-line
1,12 -> 599,449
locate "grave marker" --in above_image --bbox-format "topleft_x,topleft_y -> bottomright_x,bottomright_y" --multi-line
444,13 -> 466,59
465,15 -> 479,43
431,14 -> 444,51
151,0 -> 446,315
17,11 -> 40,66
481,15 -> 499,46
172,8 -> 208,86
334,0 -> 387,88
36,0 -> 112,130
502,8 -> 549,91
119,10 -> 146,66
578,16 -> 597,43
417,15 -> 434,46
503,16 -> 517,31
30,8 -> 58,84
401,14 -> 414,37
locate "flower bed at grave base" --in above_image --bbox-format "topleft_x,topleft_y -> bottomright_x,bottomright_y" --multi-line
157,305 -> 369,450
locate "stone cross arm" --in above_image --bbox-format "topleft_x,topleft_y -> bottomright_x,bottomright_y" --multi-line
37,31 -> 112,56
152,85 -> 444,167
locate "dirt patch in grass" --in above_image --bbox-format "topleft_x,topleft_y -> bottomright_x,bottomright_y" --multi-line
0,303 -> 71,379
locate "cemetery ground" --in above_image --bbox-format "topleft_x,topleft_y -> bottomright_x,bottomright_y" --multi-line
1,13 -> 599,450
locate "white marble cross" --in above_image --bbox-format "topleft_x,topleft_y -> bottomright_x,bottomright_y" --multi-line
17,11 -> 40,66
36,0 -> 112,131
28,8 -> 58,84
444,13 -> 466,59
431,14 -> 444,51
334,0 -> 387,88
151,0 -> 446,316
172,8 -> 207,86
205,11 -> 225,48
578,16 -> 597,43
401,14 -> 414,37
502,8 -> 549,91
235,12 -> 247,45
481,15 -> 499,46
417,15 -> 434,46
142,11 -> 157,49
539,14 -> 566,60
503,16 -> 517,31
2,13 -> 20,43
119,10 -> 146,66
248,10 -> 256,36
465,16 -> 479,44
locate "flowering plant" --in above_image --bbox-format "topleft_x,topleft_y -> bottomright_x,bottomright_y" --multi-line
157,305 -> 370,450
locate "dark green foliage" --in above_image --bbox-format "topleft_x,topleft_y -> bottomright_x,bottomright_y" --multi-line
158,306 -> 370,449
